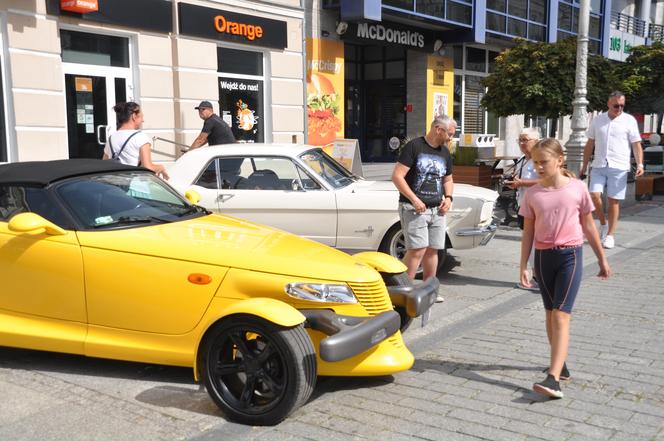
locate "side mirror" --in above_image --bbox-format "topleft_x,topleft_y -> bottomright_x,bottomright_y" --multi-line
8,212 -> 66,236
184,189 -> 201,204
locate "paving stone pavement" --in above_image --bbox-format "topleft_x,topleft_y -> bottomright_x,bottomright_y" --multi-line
1,198 -> 663,440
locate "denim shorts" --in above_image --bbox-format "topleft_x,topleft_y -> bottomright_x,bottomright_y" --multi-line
589,166 -> 628,200
398,202 -> 446,250
533,246 -> 583,314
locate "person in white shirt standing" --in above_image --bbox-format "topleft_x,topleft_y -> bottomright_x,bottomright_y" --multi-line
580,91 -> 644,249
102,101 -> 169,180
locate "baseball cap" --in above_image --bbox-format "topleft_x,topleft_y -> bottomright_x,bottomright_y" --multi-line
195,100 -> 213,110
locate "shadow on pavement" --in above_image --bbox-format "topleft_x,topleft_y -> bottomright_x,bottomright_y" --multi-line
439,271 -> 518,289
135,385 -> 224,417
412,359 -> 541,394
0,347 -> 195,383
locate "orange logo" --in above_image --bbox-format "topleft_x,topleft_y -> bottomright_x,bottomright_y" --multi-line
214,15 -> 263,41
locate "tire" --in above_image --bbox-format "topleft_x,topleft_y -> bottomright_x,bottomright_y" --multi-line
381,271 -> 414,332
199,315 -> 317,426
378,224 -> 447,277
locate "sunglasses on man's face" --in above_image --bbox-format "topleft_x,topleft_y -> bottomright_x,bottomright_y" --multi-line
612,104 -> 625,109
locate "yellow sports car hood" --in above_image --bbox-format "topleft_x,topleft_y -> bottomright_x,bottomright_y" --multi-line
76,214 -> 377,282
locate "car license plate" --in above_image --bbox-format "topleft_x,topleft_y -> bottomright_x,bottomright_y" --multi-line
421,308 -> 430,327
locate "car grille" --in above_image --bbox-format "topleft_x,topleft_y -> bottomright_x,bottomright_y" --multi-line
347,280 -> 392,316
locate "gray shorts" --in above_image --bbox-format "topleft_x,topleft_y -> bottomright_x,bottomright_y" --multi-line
398,202 -> 447,250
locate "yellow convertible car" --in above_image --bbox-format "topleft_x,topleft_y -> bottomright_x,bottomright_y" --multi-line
0,160 -> 438,426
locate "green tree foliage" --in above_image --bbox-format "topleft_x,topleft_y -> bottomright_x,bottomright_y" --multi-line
617,42 -> 664,115
481,38 -> 617,118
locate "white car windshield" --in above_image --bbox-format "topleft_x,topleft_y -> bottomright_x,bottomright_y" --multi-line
298,149 -> 355,189
56,172 -> 206,229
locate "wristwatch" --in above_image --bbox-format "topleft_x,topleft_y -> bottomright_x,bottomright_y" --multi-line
445,195 -> 453,202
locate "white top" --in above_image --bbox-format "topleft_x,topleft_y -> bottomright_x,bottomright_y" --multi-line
586,112 -> 641,171
104,130 -> 151,166
516,157 -> 537,206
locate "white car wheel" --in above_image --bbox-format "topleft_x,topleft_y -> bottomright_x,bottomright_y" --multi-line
379,224 -> 447,277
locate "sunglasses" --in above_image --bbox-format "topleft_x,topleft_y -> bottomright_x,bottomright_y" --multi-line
612,104 -> 625,109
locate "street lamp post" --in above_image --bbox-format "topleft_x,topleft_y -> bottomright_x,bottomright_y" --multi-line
565,0 -> 591,175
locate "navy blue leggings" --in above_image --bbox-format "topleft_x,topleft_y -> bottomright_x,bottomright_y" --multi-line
533,246 -> 583,314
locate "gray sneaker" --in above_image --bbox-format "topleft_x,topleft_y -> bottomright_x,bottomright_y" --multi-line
533,374 -> 564,399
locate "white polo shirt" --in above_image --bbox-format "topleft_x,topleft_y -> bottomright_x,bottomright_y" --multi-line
586,111 -> 641,171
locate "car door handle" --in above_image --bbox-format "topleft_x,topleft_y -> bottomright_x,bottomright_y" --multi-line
217,194 -> 235,202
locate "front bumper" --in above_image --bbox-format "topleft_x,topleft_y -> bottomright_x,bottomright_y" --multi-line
301,309 -> 400,362
455,221 -> 498,246
387,276 -> 440,318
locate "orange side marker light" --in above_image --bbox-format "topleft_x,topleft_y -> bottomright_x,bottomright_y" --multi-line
188,273 -> 212,285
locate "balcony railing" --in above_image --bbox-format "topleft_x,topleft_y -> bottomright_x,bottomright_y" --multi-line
611,11 -> 646,37
650,23 -> 664,42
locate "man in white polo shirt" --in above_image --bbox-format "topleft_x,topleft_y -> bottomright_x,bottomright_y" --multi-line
580,91 -> 644,249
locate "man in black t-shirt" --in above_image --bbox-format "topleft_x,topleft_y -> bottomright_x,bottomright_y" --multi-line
190,101 -> 236,150
391,115 -> 455,289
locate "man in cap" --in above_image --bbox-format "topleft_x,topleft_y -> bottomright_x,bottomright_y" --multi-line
189,100 -> 235,150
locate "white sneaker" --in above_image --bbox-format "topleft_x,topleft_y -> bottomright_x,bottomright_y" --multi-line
435,295 -> 445,303
599,224 -> 608,241
603,235 -> 615,249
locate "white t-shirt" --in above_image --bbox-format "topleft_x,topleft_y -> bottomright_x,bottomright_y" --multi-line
586,112 -> 641,171
516,157 -> 537,206
104,130 -> 151,166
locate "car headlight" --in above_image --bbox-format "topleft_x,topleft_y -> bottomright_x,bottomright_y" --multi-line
285,283 -> 357,303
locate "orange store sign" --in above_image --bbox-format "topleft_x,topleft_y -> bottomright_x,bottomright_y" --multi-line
61,0 -> 99,13
214,15 -> 263,41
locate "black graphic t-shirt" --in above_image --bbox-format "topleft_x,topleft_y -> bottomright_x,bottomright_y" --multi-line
203,114 -> 236,146
397,136 -> 453,206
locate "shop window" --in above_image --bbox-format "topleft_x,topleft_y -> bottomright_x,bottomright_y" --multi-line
465,47 -> 486,72
217,47 -> 263,76
453,74 -> 462,132
364,63 -> 383,80
463,75 -> 485,134
61,30 -> 129,67
385,61 -> 405,79
217,48 -> 265,143
453,45 -> 464,69
488,51 -> 499,73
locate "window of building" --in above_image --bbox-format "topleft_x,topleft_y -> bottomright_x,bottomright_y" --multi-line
487,0 -> 547,41
217,47 -> 265,143
557,0 -> 602,54
61,30 -> 129,67
384,0 -> 473,26
466,47 -> 486,72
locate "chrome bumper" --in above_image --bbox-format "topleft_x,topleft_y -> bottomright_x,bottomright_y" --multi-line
301,309 -> 400,362
387,277 -> 440,319
454,222 -> 498,245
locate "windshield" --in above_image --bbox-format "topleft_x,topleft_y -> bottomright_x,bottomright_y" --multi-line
56,172 -> 206,229
298,148 -> 355,189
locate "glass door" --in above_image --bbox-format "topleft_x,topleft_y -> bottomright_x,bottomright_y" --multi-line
63,66 -> 132,159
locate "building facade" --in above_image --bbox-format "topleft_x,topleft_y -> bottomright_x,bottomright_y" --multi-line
0,0 -> 306,163
312,0 -> 664,161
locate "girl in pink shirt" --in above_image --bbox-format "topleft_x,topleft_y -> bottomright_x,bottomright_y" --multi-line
519,138 -> 611,399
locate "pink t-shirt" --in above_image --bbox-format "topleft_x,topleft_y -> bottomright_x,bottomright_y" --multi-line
519,179 -> 595,249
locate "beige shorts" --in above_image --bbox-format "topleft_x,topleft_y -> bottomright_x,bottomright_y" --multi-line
399,202 -> 447,250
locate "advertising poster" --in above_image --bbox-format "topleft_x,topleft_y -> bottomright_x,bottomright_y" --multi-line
219,77 -> 264,142
306,38 -> 344,146
426,55 -> 454,124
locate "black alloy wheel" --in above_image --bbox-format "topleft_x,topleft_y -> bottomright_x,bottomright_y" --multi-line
199,316 -> 316,426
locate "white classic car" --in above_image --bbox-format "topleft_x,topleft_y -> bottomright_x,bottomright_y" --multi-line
168,144 -> 498,271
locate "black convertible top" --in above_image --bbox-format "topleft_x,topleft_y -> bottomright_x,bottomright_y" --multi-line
0,159 -> 150,187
